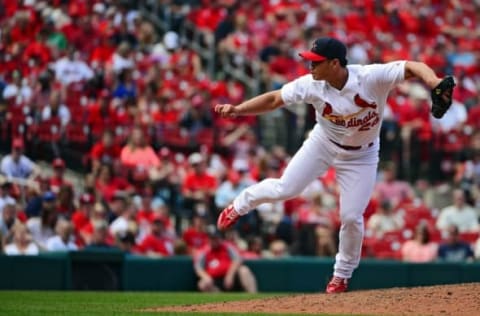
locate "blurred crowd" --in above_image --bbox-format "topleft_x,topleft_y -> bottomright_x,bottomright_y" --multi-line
0,0 -> 480,266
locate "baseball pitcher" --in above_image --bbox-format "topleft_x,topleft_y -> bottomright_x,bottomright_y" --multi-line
214,37 -> 455,293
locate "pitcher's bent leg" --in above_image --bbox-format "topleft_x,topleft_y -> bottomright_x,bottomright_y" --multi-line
334,161 -> 377,279
233,136 -> 331,215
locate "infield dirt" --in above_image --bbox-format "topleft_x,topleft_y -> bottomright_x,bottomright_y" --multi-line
153,283 -> 480,315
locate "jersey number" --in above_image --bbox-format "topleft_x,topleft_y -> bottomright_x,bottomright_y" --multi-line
358,116 -> 379,131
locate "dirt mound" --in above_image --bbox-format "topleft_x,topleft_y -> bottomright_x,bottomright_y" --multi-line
153,283 -> 480,315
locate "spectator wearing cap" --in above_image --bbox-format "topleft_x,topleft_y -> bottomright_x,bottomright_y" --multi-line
120,126 -> 160,170
71,193 -> 95,234
194,229 -> 257,293
24,175 -> 51,218
136,213 -> 175,257
134,187 -> 156,224
49,158 -> 72,194
4,223 -> 39,256
0,138 -> 40,180
182,152 -> 217,224
46,219 -> 78,252
26,191 -> 58,250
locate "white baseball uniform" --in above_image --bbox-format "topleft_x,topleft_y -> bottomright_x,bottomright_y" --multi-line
232,61 -> 406,279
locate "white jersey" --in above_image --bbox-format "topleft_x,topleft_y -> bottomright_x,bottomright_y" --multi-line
281,61 -> 406,147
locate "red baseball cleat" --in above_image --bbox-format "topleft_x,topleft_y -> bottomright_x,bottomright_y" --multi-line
217,204 -> 240,231
326,276 -> 348,294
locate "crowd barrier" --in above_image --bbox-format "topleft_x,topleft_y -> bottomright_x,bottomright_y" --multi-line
1,250 -> 479,292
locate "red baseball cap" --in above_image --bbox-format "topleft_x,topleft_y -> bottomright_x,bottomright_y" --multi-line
158,147 -> 171,158
152,213 -> 166,224
12,138 -> 24,149
53,158 -> 65,169
80,193 -> 95,204
299,37 -> 347,65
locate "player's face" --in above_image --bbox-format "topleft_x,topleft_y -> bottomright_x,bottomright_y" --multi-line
310,59 -> 333,80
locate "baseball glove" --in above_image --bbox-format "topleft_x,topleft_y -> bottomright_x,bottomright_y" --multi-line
430,76 -> 455,119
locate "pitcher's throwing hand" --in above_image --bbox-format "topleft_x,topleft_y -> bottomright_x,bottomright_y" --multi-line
214,104 -> 237,117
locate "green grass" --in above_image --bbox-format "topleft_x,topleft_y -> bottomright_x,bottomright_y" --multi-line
0,291 -> 339,316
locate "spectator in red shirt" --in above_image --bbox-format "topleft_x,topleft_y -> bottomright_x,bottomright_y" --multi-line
56,184 -> 76,217
87,90 -> 119,139
182,214 -> 210,255
95,163 -> 135,202
241,236 -> 264,259
89,129 -> 122,174
79,202 -> 113,247
49,158 -> 72,194
374,162 -> 415,209
182,152 -> 217,220
23,31 -> 52,69
194,229 -> 257,293
71,193 -> 95,233
136,214 -> 174,257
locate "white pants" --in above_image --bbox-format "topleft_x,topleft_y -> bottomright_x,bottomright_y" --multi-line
233,124 -> 379,279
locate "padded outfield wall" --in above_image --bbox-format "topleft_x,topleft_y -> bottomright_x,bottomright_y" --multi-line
1,251 -> 479,291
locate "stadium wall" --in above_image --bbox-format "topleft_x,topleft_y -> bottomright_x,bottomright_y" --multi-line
1,252 -> 479,292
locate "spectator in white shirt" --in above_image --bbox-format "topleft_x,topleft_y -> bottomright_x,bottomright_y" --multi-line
109,194 -> 135,238
367,200 -> 404,238
26,192 -> 58,250
436,189 -> 479,233
2,70 -> 32,104
110,41 -> 134,74
0,138 -> 39,180
51,47 -> 94,85
41,90 -> 71,126
46,219 -> 78,251
4,223 -> 39,256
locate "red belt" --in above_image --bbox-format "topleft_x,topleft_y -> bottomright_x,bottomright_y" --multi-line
330,139 -> 374,151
